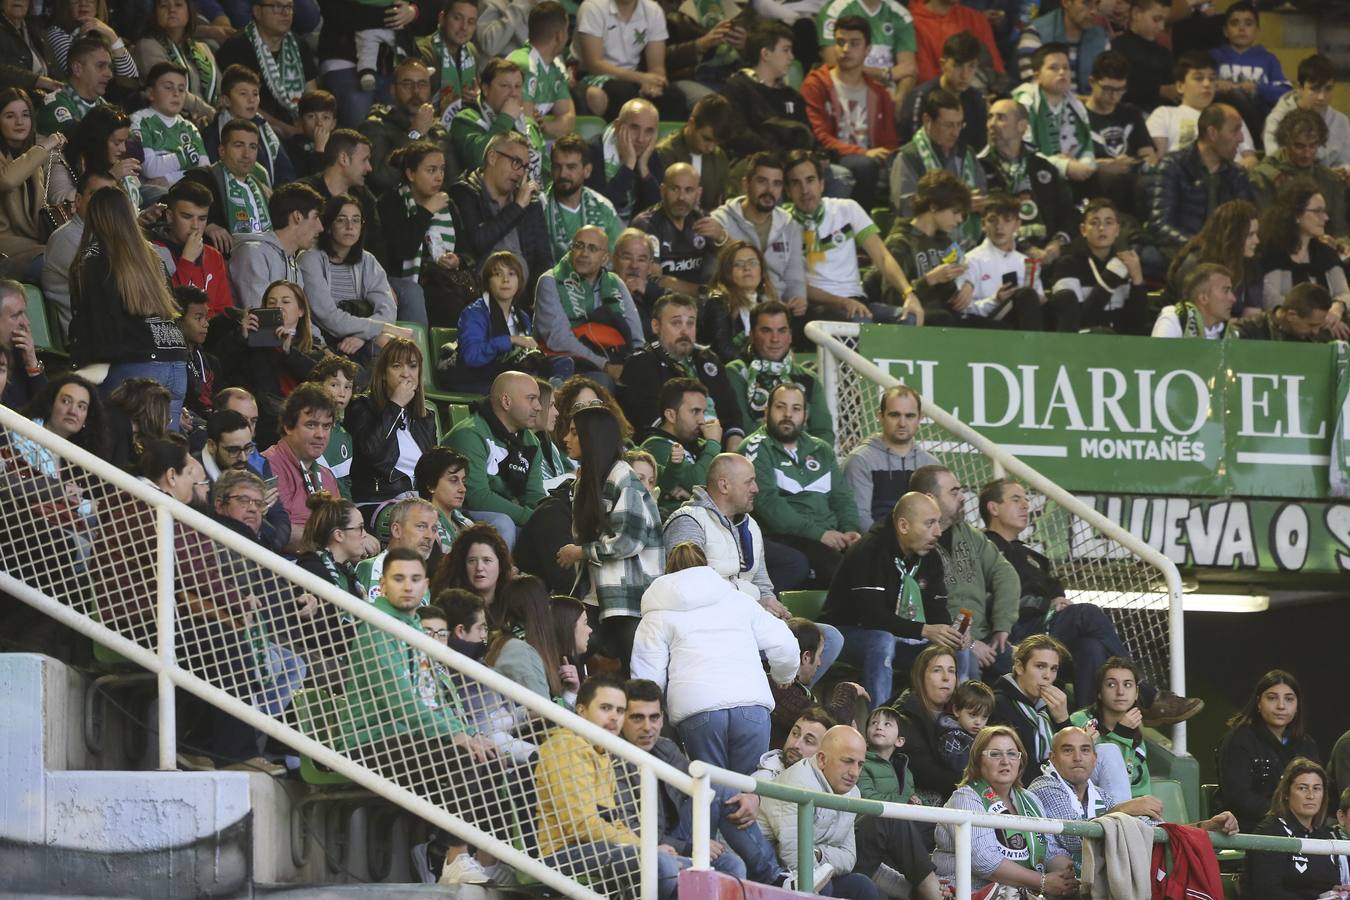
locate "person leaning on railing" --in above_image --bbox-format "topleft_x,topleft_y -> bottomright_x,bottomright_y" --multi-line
933,725 -> 1079,897
1246,757 -> 1350,900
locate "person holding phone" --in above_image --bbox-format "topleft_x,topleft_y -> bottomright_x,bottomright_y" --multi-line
961,194 -> 1046,330
883,169 -> 974,327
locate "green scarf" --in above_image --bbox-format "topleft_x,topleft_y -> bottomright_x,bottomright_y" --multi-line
969,779 -> 1048,871
1019,84 -> 1092,163
553,256 -> 627,324
545,188 -> 612,258
224,166 -> 270,233
1015,691 -> 1056,763
398,182 -> 457,278
742,354 -> 795,416
161,36 -> 218,102
912,128 -> 981,245
245,21 -> 304,119
688,0 -> 738,66
893,556 -> 925,623
1175,300 -> 1236,339
431,32 -> 475,116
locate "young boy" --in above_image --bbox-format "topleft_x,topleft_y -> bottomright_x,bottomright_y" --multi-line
313,354 -> 360,499
1146,52 -> 1257,165
1012,43 -> 1095,182
1085,50 -> 1155,171
898,31 -> 987,148
285,90 -> 338,178
1048,197 -> 1150,334
767,618 -> 866,749
175,286 -> 223,421
1110,0 -> 1175,113
962,194 -> 1045,330
858,705 -> 917,804
160,179 -> 235,316
1210,2 -> 1290,117
885,169 -> 973,328
205,65 -> 297,187
132,62 -> 209,189
1263,53 -> 1350,172
935,679 -> 993,772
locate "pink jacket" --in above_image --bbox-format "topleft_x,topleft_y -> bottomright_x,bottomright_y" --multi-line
262,438 -> 339,540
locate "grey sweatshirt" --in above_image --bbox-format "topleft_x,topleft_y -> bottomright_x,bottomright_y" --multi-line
842,435 -> 940,529
297,248 -> 397,340
710,197 -> 807,302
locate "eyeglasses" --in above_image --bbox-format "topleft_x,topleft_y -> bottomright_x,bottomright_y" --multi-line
225,495 -> 265,509
1303,206 -> 1329,216
571,240 -> 606,254
1094,82 -> 1127,96
192,480 -> 211,488
334,215 -> 363,226
340,522 -> 366,533
492,150 -> 529,172
982,750 -> 1023,761
221,442 -> 257,457
425,628 -> 450,639
732,259 -> 761,269
395,79 -> 431,90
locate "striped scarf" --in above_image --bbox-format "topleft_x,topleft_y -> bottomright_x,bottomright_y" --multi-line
398,182 -> 456,279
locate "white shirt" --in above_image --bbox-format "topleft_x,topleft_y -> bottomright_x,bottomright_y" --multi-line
1146,104 -> 1255,157
797,197 -> 879,297
1151,304 -> 1225,339
575,0 -> 668,71
963,237 -> 1041,318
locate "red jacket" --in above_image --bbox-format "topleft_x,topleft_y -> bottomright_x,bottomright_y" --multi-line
1151,823 -> 1224,900
164,241 -> 236,317
910,0 -> 1005,83
801,64 -> 899,158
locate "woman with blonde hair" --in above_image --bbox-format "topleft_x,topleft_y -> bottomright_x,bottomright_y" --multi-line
344,336 -> 437,510
69,185 -> 188,427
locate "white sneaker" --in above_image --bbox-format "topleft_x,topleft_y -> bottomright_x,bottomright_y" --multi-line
439,854 -> 490,885
481,861 -> 516,885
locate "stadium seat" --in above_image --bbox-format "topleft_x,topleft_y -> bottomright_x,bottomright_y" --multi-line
21,283 -> 61,354
574,115 -> 606,141
658,120 -> 682,139
1153,778 -> 1187,824
786,59 -> 804,90
293,687 -> 355,786
781,590 -> 827,619
870,207 -> 894,236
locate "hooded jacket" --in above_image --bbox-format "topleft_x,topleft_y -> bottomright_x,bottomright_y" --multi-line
991,672 -> 1071,784
710,197 -> 807,302
229,231 -> 304,309
820,517 -> 950,639
841,436 -> 941,529
801,64 -> 900,158
443,400 -> 545,524
935,520 -> 1020,640
629,565 -> 799,725
736,425 -> 859,540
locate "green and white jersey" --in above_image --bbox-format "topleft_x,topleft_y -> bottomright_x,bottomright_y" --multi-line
354,549 -> 432,607
818,0 -> 916,70
130,108 -> 208,182
319,420 -> 353,500
543,188 -> 623,259
37,87 -> 107,136
508,45 -> 570,117
789,197 -> 878,298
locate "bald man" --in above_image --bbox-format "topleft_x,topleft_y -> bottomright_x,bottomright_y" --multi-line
586,98 -> 666,219
632,162 -> 728,296
979,98 -> 1078,262
821,492 -> 967,708
443,370 -> 546,547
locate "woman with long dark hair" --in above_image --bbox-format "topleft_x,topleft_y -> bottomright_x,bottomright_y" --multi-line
1246,758 -> 1347,899
294,490 -> 367,599
64,104 -> 142,205
1166,199 -> 1263,317
298,193 -> 398,357
1261,180 -> 1350,338
701,240 -> 779,363
105,376 -> 170,469
0,87 -> 70,281
556,403 -> 663,666
484,575 -> 572,701
377,140 -> 464,328
1219,669 -> 1321,832
69,186 -> 187,427
430,521 -> 514,623
132,0 -> 218,119
343,336 -> 436,510
550,375 -> 633,448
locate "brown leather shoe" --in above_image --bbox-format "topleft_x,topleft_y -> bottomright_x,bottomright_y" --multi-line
1142,691 -> 1204,727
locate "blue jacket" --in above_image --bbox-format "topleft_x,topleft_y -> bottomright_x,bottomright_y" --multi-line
1209,45 -> 1292,109
1149,143 -> 1254,248
453,295 -> 533,382
1025,8 -> 1108,95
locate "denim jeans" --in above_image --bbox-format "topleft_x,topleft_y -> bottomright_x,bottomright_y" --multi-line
465,509 -> 518,548
540,840 -> 680,899
835,627 -> 932,709
388,275 -> 428,328
676,705 -> 771,776
320,67 -> 393,129
103,360 -> 187,433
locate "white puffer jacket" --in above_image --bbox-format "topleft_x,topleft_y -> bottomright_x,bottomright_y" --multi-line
629,566 -> 799,726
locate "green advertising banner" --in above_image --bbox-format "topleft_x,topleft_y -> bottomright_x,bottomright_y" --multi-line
858,326 -> 1350,501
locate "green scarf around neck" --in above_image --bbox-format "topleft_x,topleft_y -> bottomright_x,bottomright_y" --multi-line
969,779 -> 1048,871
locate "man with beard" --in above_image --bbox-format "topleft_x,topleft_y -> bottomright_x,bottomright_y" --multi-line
201,407 -> 291,554
542,135 -> 623,260
738,382 -> 859,588
638,378 -> 722,517
711,153 -> 808,316
617,293 -> 743,446
361,59 -> 455,197
533,225 -> 644,384
260,384 -> 340,552
725,302 -> 833,443
354,497 -> 440,605
631,163 -> 727,295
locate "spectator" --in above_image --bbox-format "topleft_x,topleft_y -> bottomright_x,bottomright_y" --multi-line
282,90 -> 335,177
430,521 -> 514,622
484,576 -> 573,701
376,140 -> 463,329
11,371 -> 107,498
202,65 -> 296,189
298,193 -> 398,356
1147,53 -> 1257,167
721,23 -> 816,161
533,224 -> 643,384
822,490 -> 958,708
934,679 -> 992,775
294,489 -> 371,599
883,169 -> 975,327
785,151 -> 920,325
990,634 -> 1082,786
506,1 -> 576,141
105,377 -> 170,470
611,227 -> 665,329
0,278 -> 48,411
1218,669 -> 1320,832
584,97 -> 664,221
43,169 -> 119,339
961,194 -> 1046,329
1254,110 -> 1348,240
215,0 -> 319,138
542,134 -> 622,261
1148,103 -> 1253,253
449,57 -> 545,186
933,725 -> 1078,894
1070,657 -> 1155,798
655,94 -> 731,210
898,32 -> 988,148
1247,758 -> 1345,899
891,86 -> 986,232
259,382 -> 340,551
1111,0 -> 1174,112
843,385 -> 940,530
199,407 -> 292,552
533,675 -> 680,898
1260,180 -> 1350,322
68,186 -> 188,425
412,446 -> 473,550
631,163 -> 725,296
443,370 -> 544,546
556,403 -> 664,666
859,705 -> 915,803
802,14 -> 898,203
415,0 -> 479,121
711,153 -> 808,313
1165,199 -> 1262,318
130,62 -> 207,191
360,59 -> 454,198
0,88 -> 68,281
0,0 -> 61,99
448,130 -> 555,305
618,293 -> 743,444
1017,0 -> 1107,94
1048,197 -> 1150,333
551,376 -> 634,450
573,0 -> 683,121
978,99 -> 1077,265
818,0 -> 917,111
769,617 -> 859,745
725,301 -> 834,442
755,706 -> 836,783
892,645 -> 963,801
344,336 -> 437,509
1236,282 -> 1340,342
35,35 -> 116,138
1083,51 -> 1156,210
1263,54 -> 1350,173
297,128 -> 385,264
1210,2 -> 1289,134
354,496 -> 438,602
312,353 -> 359,496
64,104 -> 142,207
1153,262 -> 1238,339
231,184 -> 326,309
46,0 -> 136,83
449,251 -> 552,394
700,241 -> 777,363
160,180 -> 236,318
631,541 -> 799,774
1013,44 -> 1097,184
183,118 -> 273,246
532,377 -> 572,492
638,378 -> 721,517
909,0 -> 1004,85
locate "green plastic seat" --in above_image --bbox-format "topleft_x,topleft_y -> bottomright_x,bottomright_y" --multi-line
22,283 -> 60,353
780,590 -> 827,619
1154,778 -> 1187,824
870,207 -> 895,236
574,115 -> 606,141
657,120 -> 682,138
293,687 -> 355,786
786,59 -> 804,90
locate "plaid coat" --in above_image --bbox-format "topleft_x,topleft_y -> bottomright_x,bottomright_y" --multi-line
578,460 -> 665,619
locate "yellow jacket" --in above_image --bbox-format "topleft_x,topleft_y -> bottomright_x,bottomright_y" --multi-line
534,729 -> 638,857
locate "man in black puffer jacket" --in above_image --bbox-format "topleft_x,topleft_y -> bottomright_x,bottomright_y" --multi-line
1148,103 -> 1254,252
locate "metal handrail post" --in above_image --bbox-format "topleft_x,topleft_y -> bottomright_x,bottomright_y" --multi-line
155,506 -> 176,770
797,800 -> 815,892
641,766 -> 658,898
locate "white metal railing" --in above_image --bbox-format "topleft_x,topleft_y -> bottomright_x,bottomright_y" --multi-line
0,403 -> 697,898
808,321 -> 1188,753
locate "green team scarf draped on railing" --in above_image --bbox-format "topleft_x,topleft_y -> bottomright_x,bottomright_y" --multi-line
398,182 -> 457,278
969,779 -> 1049,871
245,22 -> 305,118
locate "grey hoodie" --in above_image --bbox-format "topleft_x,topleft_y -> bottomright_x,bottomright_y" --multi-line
710,197 -> 807,302
841,436 -> 940,529
296,248 -> 397,340
229,231 -> 303,309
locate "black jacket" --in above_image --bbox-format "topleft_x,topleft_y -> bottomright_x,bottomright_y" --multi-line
990,672 -> 1070,785
894,687 -> 963,800
977,145 -> 1079,250
446,169 -> 555,304
1245,815 -> 1342,900
698,289 -> 749,363
985,530 -> 1064,624
584,132 -> 663,220
630,203 -> 717,287
68,241 -> 188,368
721,69 -> 815,159
820,517 -> 950,639
1149,142 -> 1253,248
1218,723 -> 1321,832
616,340 -> 744,439
343,392 -> 438,504
376,185 -> 440,280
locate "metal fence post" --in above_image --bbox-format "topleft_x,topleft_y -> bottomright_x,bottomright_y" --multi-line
690,764 -> 712,870
155,506 -> 176,770
955,819 -> 972,900
797,800 -> 815,892
640,766 -> 658,898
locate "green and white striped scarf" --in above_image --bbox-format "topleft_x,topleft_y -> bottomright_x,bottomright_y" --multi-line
245,21 -> 305,119
398,182 -> 457,278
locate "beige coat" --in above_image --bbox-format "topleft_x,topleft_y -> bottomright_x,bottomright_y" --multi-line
0,142 -> 56,276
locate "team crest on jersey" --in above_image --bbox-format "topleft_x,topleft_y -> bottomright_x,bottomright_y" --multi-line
703,360 -> 717,376
805,457 -> 821,472
1036,170 -> 1052,184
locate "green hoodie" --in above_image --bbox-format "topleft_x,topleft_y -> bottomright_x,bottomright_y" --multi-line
338,595 -> 466,751
935,520 -> 1020,641
736,426 -> 859,540
858,750 -> 916,804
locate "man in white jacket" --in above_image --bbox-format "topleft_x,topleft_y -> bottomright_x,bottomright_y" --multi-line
629,550 -> 799,776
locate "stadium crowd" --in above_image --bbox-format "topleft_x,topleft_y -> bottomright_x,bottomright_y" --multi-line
1,0 -> 1350,894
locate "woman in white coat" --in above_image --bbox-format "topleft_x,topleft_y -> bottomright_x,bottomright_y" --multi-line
630,542 -> 800,776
